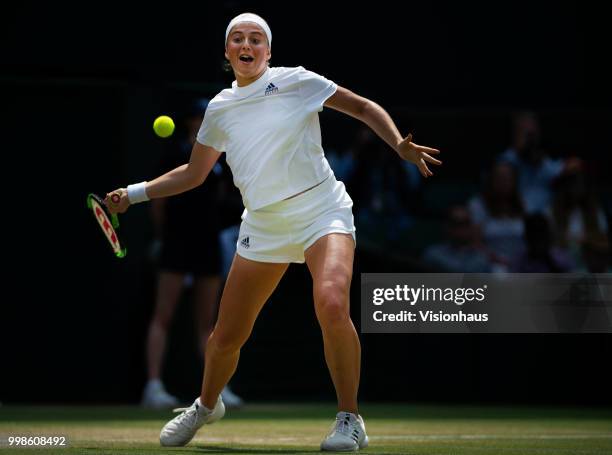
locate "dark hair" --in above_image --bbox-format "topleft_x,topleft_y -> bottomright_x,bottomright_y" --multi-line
222,59 -> 232,72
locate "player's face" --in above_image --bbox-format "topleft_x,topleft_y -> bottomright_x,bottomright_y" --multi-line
225,23 -> 271,86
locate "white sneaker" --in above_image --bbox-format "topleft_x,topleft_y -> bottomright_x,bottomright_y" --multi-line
221,385 -> 244,409
141,380 -> 180,409
159,395 -> 225,447
320,411 -> 369,452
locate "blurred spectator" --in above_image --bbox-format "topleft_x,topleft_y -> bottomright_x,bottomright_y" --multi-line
343,126 -> 377,199
142,98 -> 243,409
422,205 -> 491,272
512,214 -> 574,272
468,162 -> 525,271
217,153 -> 244,278
348,127 -> 421,242
499,111 -> 582,214
551,171 -> 609,270
326,138 -> 356,184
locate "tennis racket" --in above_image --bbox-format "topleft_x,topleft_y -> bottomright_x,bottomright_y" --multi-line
86,193 -> 127,258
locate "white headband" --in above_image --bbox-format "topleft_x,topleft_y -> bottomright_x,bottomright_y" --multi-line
225,13 -> 272,48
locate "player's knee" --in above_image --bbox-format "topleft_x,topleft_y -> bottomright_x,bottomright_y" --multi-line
314,282 -> 350,328
208,328 -> 248,355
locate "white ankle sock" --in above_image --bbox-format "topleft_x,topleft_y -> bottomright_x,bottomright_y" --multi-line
195,397 -> 213,414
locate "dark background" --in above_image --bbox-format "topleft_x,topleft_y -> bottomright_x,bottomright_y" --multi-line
1,1 -> 611,406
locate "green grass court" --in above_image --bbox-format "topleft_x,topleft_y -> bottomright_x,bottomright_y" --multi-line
1,403 -> 611,454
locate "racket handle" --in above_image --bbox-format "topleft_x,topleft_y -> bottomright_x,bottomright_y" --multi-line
108,193 -> 121,228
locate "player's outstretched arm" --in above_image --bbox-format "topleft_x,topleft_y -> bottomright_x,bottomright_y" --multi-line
324,86 -> 442,177
105,142 -> 221,214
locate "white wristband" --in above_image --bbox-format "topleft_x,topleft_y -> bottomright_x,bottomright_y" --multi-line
127,181 -> 149,204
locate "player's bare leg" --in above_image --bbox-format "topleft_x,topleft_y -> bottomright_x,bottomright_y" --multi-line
201,254 -> 288,408
305,233 -> 367,451
160,255 -> 287,446
195,274 -> 245,408
305,233 -> 359,413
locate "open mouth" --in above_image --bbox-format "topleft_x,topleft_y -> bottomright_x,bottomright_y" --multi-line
239,55 -> 255,63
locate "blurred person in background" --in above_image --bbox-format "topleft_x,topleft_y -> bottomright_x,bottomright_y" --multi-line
216,154 -> 244,280
511,213 -> 574,273
499,110 -> 582,214
324,131 -> 359,184
422,204 -> 491,272
469,162 -> 525,271
551,171 -> 609,270
348,127 -> 421,244
142,98 -> 243,409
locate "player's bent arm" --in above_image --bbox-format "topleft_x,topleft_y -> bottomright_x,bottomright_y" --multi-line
324,86 -> 441,178
105,143 -> 221,214
324,86 -> 403,153
145,142 -> 222,199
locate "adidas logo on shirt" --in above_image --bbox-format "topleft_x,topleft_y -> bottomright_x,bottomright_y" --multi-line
240,236 -> 250,249
265,83 -> 279,96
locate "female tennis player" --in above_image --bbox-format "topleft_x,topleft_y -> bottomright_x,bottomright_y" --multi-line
106,12 -> 441,451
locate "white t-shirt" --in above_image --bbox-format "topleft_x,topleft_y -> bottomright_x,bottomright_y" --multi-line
197,66 -> 338,211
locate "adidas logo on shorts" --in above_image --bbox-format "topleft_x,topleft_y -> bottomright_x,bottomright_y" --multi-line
240,236 -> 250,249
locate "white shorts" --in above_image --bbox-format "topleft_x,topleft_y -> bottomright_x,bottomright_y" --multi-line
236,175 -> 356,263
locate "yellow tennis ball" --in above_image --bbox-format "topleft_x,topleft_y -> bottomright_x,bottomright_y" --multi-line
153,115 -> 175,138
